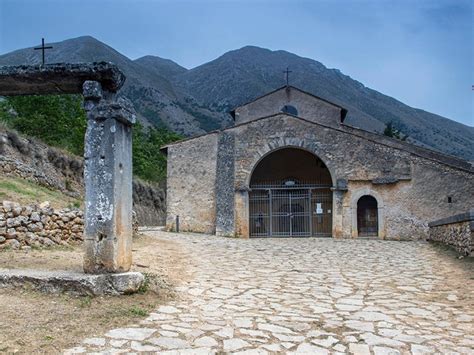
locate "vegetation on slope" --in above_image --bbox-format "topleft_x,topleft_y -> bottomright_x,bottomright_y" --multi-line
132,122 -> 181,182
0,95 -> 86,156
383,121 -> 408,141
0,175 -> 81,209
0,95 -> 181,182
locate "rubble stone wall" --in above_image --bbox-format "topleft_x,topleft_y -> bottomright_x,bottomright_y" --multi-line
165,133 -> 219,234
0,200 -> 140,250
428,211 -> 474,256
0,200 -> 83,250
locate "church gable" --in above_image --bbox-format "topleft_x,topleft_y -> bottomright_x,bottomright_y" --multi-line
231,86 -> 347,127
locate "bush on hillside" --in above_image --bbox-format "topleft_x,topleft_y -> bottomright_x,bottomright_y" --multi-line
0,95 -> 181,183
133,122 -> 181,182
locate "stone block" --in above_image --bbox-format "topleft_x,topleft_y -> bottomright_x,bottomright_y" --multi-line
82,80 -> 103,101
12,207 -> 22,217
336,178 -> 348,191
372,177 -> 399,185
21,206 -> 33,217
5,228 -> 16,239
3,239 -> 20,249
28,222 -> 43,232
30,211 -> 41,222
0,269 -> 145,295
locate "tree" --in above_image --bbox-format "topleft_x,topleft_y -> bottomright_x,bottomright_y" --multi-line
132,123 -> 182,182
384,121 -> 408,141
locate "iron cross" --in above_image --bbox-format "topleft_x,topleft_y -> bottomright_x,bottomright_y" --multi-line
34,38 -> 53,66
283,67 -> 292,86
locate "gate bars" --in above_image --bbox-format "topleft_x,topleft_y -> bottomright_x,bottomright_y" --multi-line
249,187 -> 332,238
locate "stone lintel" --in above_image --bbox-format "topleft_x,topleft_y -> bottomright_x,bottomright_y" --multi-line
0,62 -> 125,96
0,269 -> 144,296
371,177 -> 399,185
428,210 -> 474,228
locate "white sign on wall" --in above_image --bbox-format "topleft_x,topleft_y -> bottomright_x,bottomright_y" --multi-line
316,203 -> 323,214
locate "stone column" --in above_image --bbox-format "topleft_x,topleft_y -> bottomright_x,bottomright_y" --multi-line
82,80 -> 136,273
215,132 -> 236,237
234,189 -> 250,238
332,179 -> 348,238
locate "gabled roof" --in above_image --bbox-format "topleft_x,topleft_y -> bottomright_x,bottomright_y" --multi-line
229,85 -> 348,122
161,112 -> 474,174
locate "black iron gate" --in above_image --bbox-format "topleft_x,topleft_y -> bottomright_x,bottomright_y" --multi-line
249,188 -> 332,237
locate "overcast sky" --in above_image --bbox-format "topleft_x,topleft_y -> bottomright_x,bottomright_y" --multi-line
0,0 -> 472,126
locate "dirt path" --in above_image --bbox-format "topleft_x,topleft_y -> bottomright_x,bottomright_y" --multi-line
0,233 -> 188,353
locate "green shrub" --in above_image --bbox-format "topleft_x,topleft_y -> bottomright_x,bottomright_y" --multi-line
0,95 -> 182,183
132,123 -> 182,182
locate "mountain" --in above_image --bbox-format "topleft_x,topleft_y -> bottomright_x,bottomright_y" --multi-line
135,55 -> 188,81
0,36 -> 227,135
0,37 -> 472,160
174,46 -> 474,159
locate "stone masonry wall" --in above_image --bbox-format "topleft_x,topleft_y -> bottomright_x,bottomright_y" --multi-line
0,200 -> 83,250
231,115 -> 474,239
165,133 -> 219,234
428,211 -> 474,256
234,87 -> 343,127
165,113 -> 473,239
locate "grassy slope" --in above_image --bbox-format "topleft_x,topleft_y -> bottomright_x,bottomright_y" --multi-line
0,175 -> 82,209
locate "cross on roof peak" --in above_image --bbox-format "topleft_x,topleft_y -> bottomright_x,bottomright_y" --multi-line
34,38 -> 53,66
283,67 -> 292,86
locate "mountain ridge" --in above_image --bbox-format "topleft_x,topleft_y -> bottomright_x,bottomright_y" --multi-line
0,36 -> 472,160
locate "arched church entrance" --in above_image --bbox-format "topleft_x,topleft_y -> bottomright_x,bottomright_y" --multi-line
357,195 -> 378,237
249,148 -> 333,238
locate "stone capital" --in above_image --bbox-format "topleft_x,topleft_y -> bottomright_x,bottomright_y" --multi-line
88,100 -> 136,126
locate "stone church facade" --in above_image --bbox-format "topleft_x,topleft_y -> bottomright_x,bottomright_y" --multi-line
162,86 -> 474,240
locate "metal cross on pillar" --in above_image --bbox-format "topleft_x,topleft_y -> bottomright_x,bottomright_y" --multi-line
283,67 -> 292,86
34,38 -> 53,66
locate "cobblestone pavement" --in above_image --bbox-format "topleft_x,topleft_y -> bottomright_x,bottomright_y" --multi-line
67,232 -> 473,354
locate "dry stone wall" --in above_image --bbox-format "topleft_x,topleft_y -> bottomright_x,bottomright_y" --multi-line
0,129 -> 83,197
0,200 -> 140,250
0,200 -> 83,250
428,211 -> 473,256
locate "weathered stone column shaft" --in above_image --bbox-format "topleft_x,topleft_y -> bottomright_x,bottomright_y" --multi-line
82,80 -> 135,274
